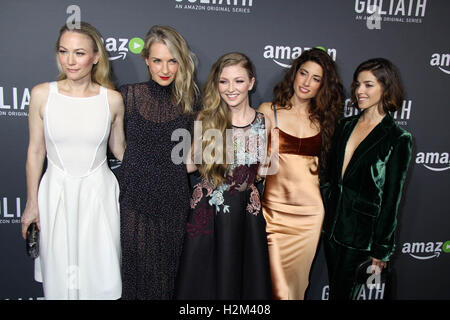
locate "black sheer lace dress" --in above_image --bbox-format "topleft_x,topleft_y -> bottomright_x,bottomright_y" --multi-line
119,79 -> 195,300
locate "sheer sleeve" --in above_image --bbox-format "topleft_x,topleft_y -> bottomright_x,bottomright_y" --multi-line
119,84 -> 134,135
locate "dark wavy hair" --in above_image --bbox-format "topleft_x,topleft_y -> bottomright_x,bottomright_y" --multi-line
272,48 -> 344,178
350,58 -> 404,112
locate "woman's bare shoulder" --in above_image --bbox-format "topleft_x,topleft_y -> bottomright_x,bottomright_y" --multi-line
257,102 -> 273,113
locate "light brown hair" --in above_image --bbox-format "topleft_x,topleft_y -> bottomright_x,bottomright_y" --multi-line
197,52 -> 255,187
141,25 -> 199,113
55,21 -> 114,89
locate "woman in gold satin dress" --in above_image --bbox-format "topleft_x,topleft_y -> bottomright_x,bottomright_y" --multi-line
258,48 -> 344,299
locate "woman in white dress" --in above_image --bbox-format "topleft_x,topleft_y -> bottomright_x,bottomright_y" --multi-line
20,22 -> 126,300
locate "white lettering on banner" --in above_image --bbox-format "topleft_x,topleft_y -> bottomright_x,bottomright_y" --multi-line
102,38 -> 129,61
355,0 -> 427,17
264,46 -> 302,60
392,100 -> 411,120
430,53 -> 450,75
175,0 -> 253,5
322,278 -> 385,300
0,197 -> 22,222
263,45 -> 337,68
354,0 -> 426,25
322,285 -> 329,300
344,99 -> 412,125
415,152 -> 450,171
0,87 -> 30,110
356,283 -> 385,300
174,0 -> 253,13
402,241 -> 450,260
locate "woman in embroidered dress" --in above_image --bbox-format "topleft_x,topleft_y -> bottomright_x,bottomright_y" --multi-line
175,52 -> 272,299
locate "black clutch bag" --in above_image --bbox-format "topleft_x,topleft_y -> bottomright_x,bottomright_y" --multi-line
26,222 -> 39,259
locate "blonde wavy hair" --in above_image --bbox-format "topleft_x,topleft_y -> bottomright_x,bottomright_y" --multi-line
55,21 -> 114,89
197,52 -> 255,187
141,25 -> 199,114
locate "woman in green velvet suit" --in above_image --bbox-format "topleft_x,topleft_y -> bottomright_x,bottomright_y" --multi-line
322,58 -> 413,300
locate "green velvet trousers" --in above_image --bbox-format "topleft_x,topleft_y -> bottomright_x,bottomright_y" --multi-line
324,237 -> 371,300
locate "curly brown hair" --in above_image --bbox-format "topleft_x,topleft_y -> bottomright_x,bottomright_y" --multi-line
350,58 -> 404,113
272,48 -> 344,179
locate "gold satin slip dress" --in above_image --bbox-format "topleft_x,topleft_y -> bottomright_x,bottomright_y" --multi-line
262,105 -> 324,300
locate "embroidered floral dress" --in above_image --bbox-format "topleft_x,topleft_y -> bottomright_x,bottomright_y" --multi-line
175,112 -> 272,300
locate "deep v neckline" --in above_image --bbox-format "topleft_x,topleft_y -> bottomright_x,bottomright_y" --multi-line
340,114 -> 386,180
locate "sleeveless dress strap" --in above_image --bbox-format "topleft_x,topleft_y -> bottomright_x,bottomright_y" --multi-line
273,104 -> 278,127
99,86 -> 111,123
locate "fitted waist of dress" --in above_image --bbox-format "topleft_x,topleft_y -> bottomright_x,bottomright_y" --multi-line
266,153 -> 320,181
263,153 -> 322,210
47,156 -> 109,179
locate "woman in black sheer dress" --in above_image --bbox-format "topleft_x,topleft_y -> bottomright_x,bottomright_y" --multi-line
119,25 -> 199,299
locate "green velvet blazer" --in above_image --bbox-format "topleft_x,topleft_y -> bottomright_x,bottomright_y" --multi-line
322,112 -> 412,261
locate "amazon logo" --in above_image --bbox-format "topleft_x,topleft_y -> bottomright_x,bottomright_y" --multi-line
402,241 -> 450,260
430,53 -> 450,75
263,45 -> 336,69
102,37 -> 145,61
415,152 -> 450,172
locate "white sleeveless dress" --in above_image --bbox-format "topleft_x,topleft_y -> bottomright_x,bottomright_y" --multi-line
34,82 -> 121,300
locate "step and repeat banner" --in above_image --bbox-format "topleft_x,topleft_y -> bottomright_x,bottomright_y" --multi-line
0,0 -> 449,300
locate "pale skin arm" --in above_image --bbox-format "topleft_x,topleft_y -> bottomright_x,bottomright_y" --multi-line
186,115 -> 200,174
257,102 -> 278,177
21,83 -> 48,239
186,145 -> 198,173
107,89 -> 126,162
257,114 -> 273,177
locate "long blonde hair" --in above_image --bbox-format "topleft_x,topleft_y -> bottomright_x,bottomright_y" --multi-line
55,21 -> 114,89
197,52 -> 255,187
141,25 -> 199,113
